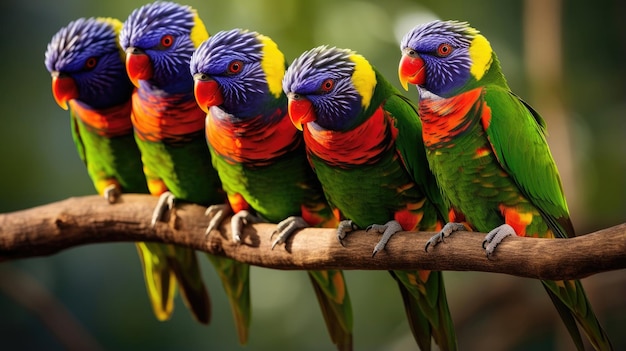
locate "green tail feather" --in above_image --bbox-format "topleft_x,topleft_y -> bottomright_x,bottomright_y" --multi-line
135,242 -> 177,321
138,242 -> 212,325
394,276 -> 432,351
168,246 -> 211,324
543,284 -> 584,350
307,270 -> 353,351
205,254 -> 251,345
542,279 -> 613,351
390,270 -> 458,351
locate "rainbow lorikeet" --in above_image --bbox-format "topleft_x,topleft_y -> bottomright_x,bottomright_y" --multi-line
283,46 -> 457,351
120,1 -> 250,334
399,20 -> 612,350
44,17 -> 190,323
190,29 -> 354,350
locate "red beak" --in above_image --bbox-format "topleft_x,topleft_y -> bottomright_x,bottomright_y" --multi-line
287,95 -> 316,131
51,73 -> 78,110
398,53 -> 426,91
125,47 -> 153,87
193,77 -> 223,114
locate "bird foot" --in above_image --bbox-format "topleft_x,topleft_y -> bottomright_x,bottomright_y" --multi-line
204,203 -> 232,236
151,191 -> 175,227
231,210 -> 263,243
336,220 -> 358,247
103,184 -> 121,204
271,216 -> 309,249
424,222 -> 466,252
366,220 -> 403,257
482,224 -> 516,258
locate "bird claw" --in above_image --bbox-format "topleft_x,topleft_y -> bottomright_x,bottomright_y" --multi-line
271,216 -> 309,250
204,203 -> 232,236
336,220 -> 358,246
482,224 -> 516,258
103,184 -> 121,204
366,224 -> 386,233
230,210 -> 263,243
151,191 -> 175,227
367,220 -> 403,257
424,222 -> 466,252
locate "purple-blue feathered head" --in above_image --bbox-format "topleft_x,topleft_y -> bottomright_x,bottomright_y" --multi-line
283,46 -> 368,131
120,1 -> 208,92
44,17 -> 131,110
190,29 -> 282,117
399,20 -> 493,97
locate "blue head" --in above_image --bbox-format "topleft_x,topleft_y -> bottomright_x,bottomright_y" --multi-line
190,28 -> 286,118
399,20 -> 496,97
45,17 -> 132,110
119,1 -> 209,93
282,46 -> 377,131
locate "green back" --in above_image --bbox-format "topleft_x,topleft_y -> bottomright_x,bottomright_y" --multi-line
210,144 -> 330,224
482,87 -> 572,237
71,112 -> 148,194
136,133 -> 223,205
311,150 -> 433,229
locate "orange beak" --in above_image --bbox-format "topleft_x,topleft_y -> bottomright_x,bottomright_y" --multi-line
51,73 -> 78,110
287,95 -> 316,131
125,47 -> 152,87
398,53 -> 426,91
193,77 -> 223,114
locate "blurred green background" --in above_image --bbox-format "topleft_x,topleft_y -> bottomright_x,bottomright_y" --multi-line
1,0 -> 625,350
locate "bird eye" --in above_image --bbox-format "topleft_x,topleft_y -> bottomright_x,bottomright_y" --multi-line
228,60 -> 243,74
160,35 -> 174,48
85,57 -> 98,69
437,43 -> 453,57
320,78 -> 334,92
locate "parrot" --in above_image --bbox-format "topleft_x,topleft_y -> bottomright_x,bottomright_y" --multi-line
44,16 -> 193,323
283,45 -> 457,351
119,1 -> 251,337
398,20 -> 612,350
190,29 -> 354,350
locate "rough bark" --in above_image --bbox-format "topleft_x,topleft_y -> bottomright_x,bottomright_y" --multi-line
1,194 -> 624,280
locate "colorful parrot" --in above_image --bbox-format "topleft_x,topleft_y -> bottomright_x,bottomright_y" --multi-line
283,45 -> 457,351
398,20 -> 613,350
120,1 -> 251,336
43,17 -> 191,323
190,29 -> 354,350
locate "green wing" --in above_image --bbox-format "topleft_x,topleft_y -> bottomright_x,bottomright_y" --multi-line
375,79 -> 457,350
69,111 -> 87,166
384,91 -> 448,220
482,86 -> 573,237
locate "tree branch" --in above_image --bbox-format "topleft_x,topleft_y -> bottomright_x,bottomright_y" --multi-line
1,194 -> 624,280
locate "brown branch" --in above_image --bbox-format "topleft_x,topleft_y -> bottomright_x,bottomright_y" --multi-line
1,194 -> 625,280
